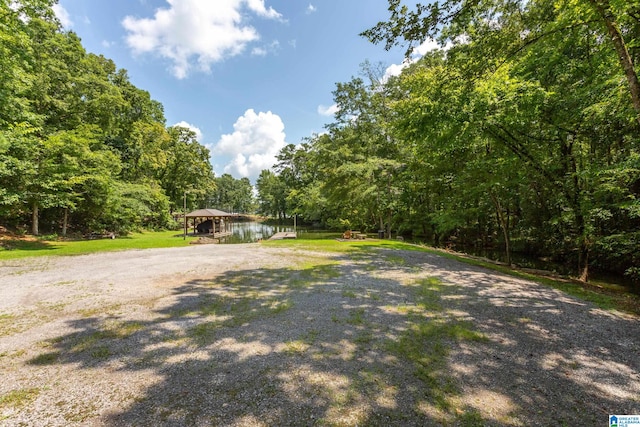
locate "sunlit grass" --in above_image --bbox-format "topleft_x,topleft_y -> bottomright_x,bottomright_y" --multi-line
0,388 -> 41,409
283,237 -> 639,316
0,230 -> 198,260
385,276 -> 489,422
261,236 -> 420,253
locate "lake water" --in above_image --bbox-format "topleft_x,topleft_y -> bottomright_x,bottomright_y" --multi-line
219,221 -> 334,243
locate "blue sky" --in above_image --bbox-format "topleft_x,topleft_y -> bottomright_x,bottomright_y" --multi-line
53,0 -> 423,183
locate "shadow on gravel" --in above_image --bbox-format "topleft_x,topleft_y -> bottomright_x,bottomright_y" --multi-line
25,248 -> 640,426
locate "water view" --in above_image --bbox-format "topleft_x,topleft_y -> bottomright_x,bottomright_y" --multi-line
219,221 -> 335,243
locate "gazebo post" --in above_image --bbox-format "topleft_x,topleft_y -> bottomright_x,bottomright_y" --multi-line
184,209 -> 236,239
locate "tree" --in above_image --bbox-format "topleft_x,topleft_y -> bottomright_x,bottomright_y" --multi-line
0,0 -> 57,127
0,2 -> 217,235
359,0 -> 640,280
362,0 -> 640,125
256,170 -> 287,219
159,126 -> 215,212
210,174 -> 255,213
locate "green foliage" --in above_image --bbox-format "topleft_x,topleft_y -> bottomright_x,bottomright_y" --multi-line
256,169 -> 287,219
593,232 -> 640,284
160,126 -> 215,212
97,182 -> 173,233
210,174 -> 254,213
262,0 -> 640,283
0,1 -> 216,235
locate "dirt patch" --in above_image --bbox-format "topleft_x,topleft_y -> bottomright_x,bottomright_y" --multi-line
0,244 -> 638,426
0,227 -> 35,249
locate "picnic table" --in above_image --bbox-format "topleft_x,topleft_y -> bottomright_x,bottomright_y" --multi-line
342,230 -> 366,240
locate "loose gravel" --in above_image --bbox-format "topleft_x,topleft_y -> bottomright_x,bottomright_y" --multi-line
0,243 -> 638,426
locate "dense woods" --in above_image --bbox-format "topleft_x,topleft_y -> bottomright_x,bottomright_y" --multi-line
2,0 -> 638,283
261,0 -> 640,283
0,0 -> 216,235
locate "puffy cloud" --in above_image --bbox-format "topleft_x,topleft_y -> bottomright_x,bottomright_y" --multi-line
317,104 -> 339,117
52,4 -> 72,28
214,109 -> 287,181
383,39 -> 447,81
382,59 -> 412,81
412,39 -> 441,57
306,4 -> 317,14
122,0 -> 283,79
173,121 -> 203,141
245,0 -> 283,20
251,40 -> 280,56
251,47 -> 268,57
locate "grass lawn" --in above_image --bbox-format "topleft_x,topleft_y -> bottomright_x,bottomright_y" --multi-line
0,230 -> 198,260
264,238 -> 640,316
0,231 -> 416,260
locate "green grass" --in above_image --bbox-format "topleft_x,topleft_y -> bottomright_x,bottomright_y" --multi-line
261,236 -> 418,253
0,388 -> 41,409
0,230 -> 199,260
385,276 -> 489,422
429,250 -> 637,313
28,352 -> 61,365
268,238 -> 640,315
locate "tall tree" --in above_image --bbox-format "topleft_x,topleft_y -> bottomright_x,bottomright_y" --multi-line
362,0 -> 640,125
210,174 -> 255,213
159,126 -> 215,212
256,170 -> 287,219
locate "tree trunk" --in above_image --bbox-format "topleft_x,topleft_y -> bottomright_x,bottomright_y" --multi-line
490,192 -> 512,266
578,238 -> 590,282
62,208 -> 68,237
31,201 -> 39,236
590,0 -> 640,125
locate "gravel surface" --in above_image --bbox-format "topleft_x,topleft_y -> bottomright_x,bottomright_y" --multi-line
0,243 -> 638,426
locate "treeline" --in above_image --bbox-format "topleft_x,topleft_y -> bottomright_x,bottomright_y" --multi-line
257,0 -> 640,283
0,0 -> 218,235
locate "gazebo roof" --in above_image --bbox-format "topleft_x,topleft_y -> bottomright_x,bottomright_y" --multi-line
185,208 -> 236,218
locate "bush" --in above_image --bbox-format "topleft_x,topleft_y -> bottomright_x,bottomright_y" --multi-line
93,182 -> 173,233
593,232 -> 640,283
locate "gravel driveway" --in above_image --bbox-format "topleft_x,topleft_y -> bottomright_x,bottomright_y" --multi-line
0,243 -> 638,426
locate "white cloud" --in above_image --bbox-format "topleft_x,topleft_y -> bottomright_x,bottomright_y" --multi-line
173,121 -> 203,141
252,40 -> 280,56
317,104 -> 339,117
382,59 -> 412,81
122,0 -> 284,79
52,4 -> 73,28
245,0 -> 283,20
214,109 -> 287,181
252,47 -> 267,56
383,39 -> 448,82
412,39 -> 441,57
306,4 -> 317,14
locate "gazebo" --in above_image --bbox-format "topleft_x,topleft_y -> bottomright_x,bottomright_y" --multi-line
185,208 -> 237,238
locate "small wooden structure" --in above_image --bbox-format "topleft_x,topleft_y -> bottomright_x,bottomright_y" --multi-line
268,231 -> 297,240
342,230 -> 366,240
185,209 -> 237,238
